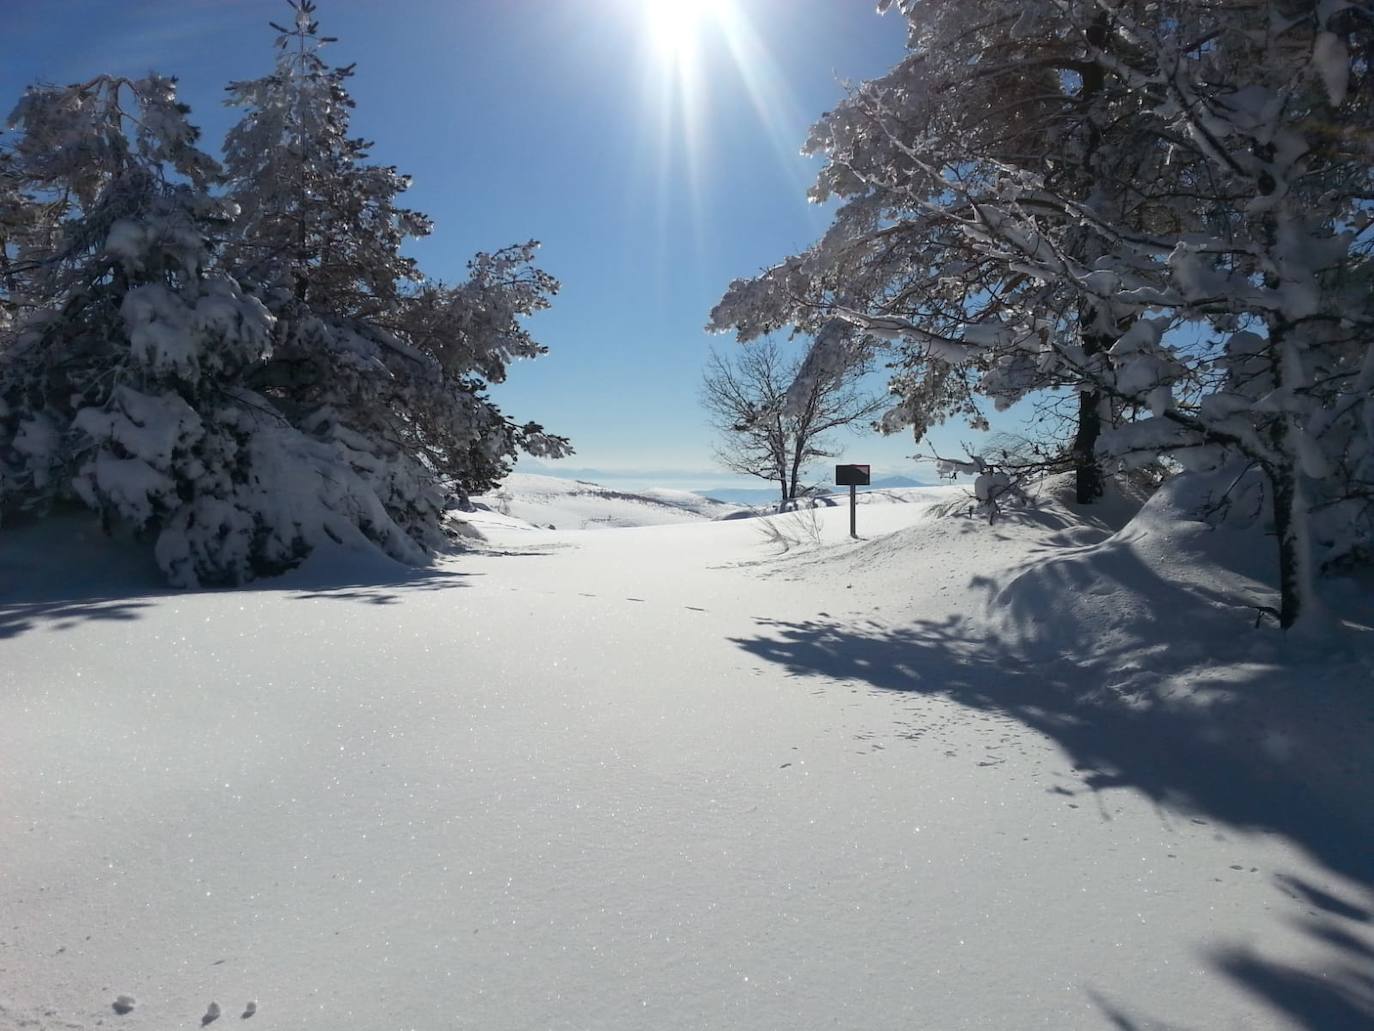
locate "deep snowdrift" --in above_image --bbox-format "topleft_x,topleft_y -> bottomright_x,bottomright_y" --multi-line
1,476 -> 1370,1030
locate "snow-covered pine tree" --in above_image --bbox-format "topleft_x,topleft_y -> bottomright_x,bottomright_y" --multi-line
391,245 -> 574,496
1,3 -> 568,586
0,73 -> 236,535
0,74 -> 434,585
220,0 -> 569,528
221,1 -> 429,317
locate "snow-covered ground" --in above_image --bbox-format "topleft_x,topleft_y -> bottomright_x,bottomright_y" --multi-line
1,480 -> 1371,1030
468,473 -> 742,530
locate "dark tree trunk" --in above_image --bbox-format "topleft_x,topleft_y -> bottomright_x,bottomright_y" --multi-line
0,236 -> 18,297
1269,462 -> 1303,630
1066,19 -> 1112,506
1259,223 -> 1306,630
1073,387 -> 1104,503
774,417 -> 790,506
1073,329 -> 1109,504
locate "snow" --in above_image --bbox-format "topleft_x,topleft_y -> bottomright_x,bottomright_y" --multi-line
467,473 -> 743,530
1,478 -> 1370,1030
104,220 -> 148,268
1313,31 -> 1350,106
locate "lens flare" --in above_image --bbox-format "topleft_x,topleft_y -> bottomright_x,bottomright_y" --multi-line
626,0 -> 813,268
643,0 -> 729,67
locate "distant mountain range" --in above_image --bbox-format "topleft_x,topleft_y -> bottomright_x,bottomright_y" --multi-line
694,476 -> 928,507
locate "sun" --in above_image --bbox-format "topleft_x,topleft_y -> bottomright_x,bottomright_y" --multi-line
625,0 -> 808,259
642,0 -> 730,66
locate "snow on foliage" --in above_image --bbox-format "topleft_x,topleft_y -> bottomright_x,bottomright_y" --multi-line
709,0 -> 1374,629
0,1 -> 568,585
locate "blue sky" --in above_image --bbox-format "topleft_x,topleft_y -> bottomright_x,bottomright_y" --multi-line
3,1 -> 1033,490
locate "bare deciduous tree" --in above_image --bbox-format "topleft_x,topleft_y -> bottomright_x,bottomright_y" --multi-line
701,338 -> 885,507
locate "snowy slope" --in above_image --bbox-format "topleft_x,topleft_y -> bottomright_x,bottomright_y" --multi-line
469,473 -> 742,529
1,481 -> 1371,1030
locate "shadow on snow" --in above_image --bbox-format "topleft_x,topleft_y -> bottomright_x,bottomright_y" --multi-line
0,557 -> 474,640
730,608 -> 1373,1030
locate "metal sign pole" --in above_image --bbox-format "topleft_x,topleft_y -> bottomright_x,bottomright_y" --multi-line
835,464 -> 869,538
835,464 -> 868,540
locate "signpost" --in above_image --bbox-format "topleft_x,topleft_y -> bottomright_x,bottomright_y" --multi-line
835,464 -> 870,538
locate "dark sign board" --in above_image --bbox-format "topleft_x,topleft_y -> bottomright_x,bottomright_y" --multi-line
835,464 -> 871,487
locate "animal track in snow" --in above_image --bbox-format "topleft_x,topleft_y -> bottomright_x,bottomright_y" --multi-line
202,1001 -> 221,1025
112,995 -> 136,1015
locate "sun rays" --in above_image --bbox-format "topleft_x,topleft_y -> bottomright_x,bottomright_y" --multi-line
625,0 -> 814,262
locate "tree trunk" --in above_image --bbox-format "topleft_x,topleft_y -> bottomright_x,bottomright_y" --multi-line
1073,389 -> 1104,503
1265,341 -> 1318,632
773,416 -> 789,506
1073,329 -> 1108,504
1071,15 -> 1111,507
0,236 -> 17,297
1269,462 -> 1304,630
1261,254 -> 1318,631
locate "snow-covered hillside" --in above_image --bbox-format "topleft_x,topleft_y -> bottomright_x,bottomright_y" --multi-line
1,478 -> 1370,1030
468,473 -> 742,529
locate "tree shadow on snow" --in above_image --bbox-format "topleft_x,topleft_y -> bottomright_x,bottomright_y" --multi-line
1085,988 -> 1195,1031
0,594 -> 157,641
275,554 -> 477,606
0,561 -> 473,640
1086,901 -> 1374,1031
731,609 -> 1374,1030
1210,931 -> 1374,1030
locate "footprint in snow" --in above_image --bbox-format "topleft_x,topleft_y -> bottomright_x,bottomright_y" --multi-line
242,1001 -> 258,1019
112,995 -> 136,1015
202,1002 -> 221,1025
